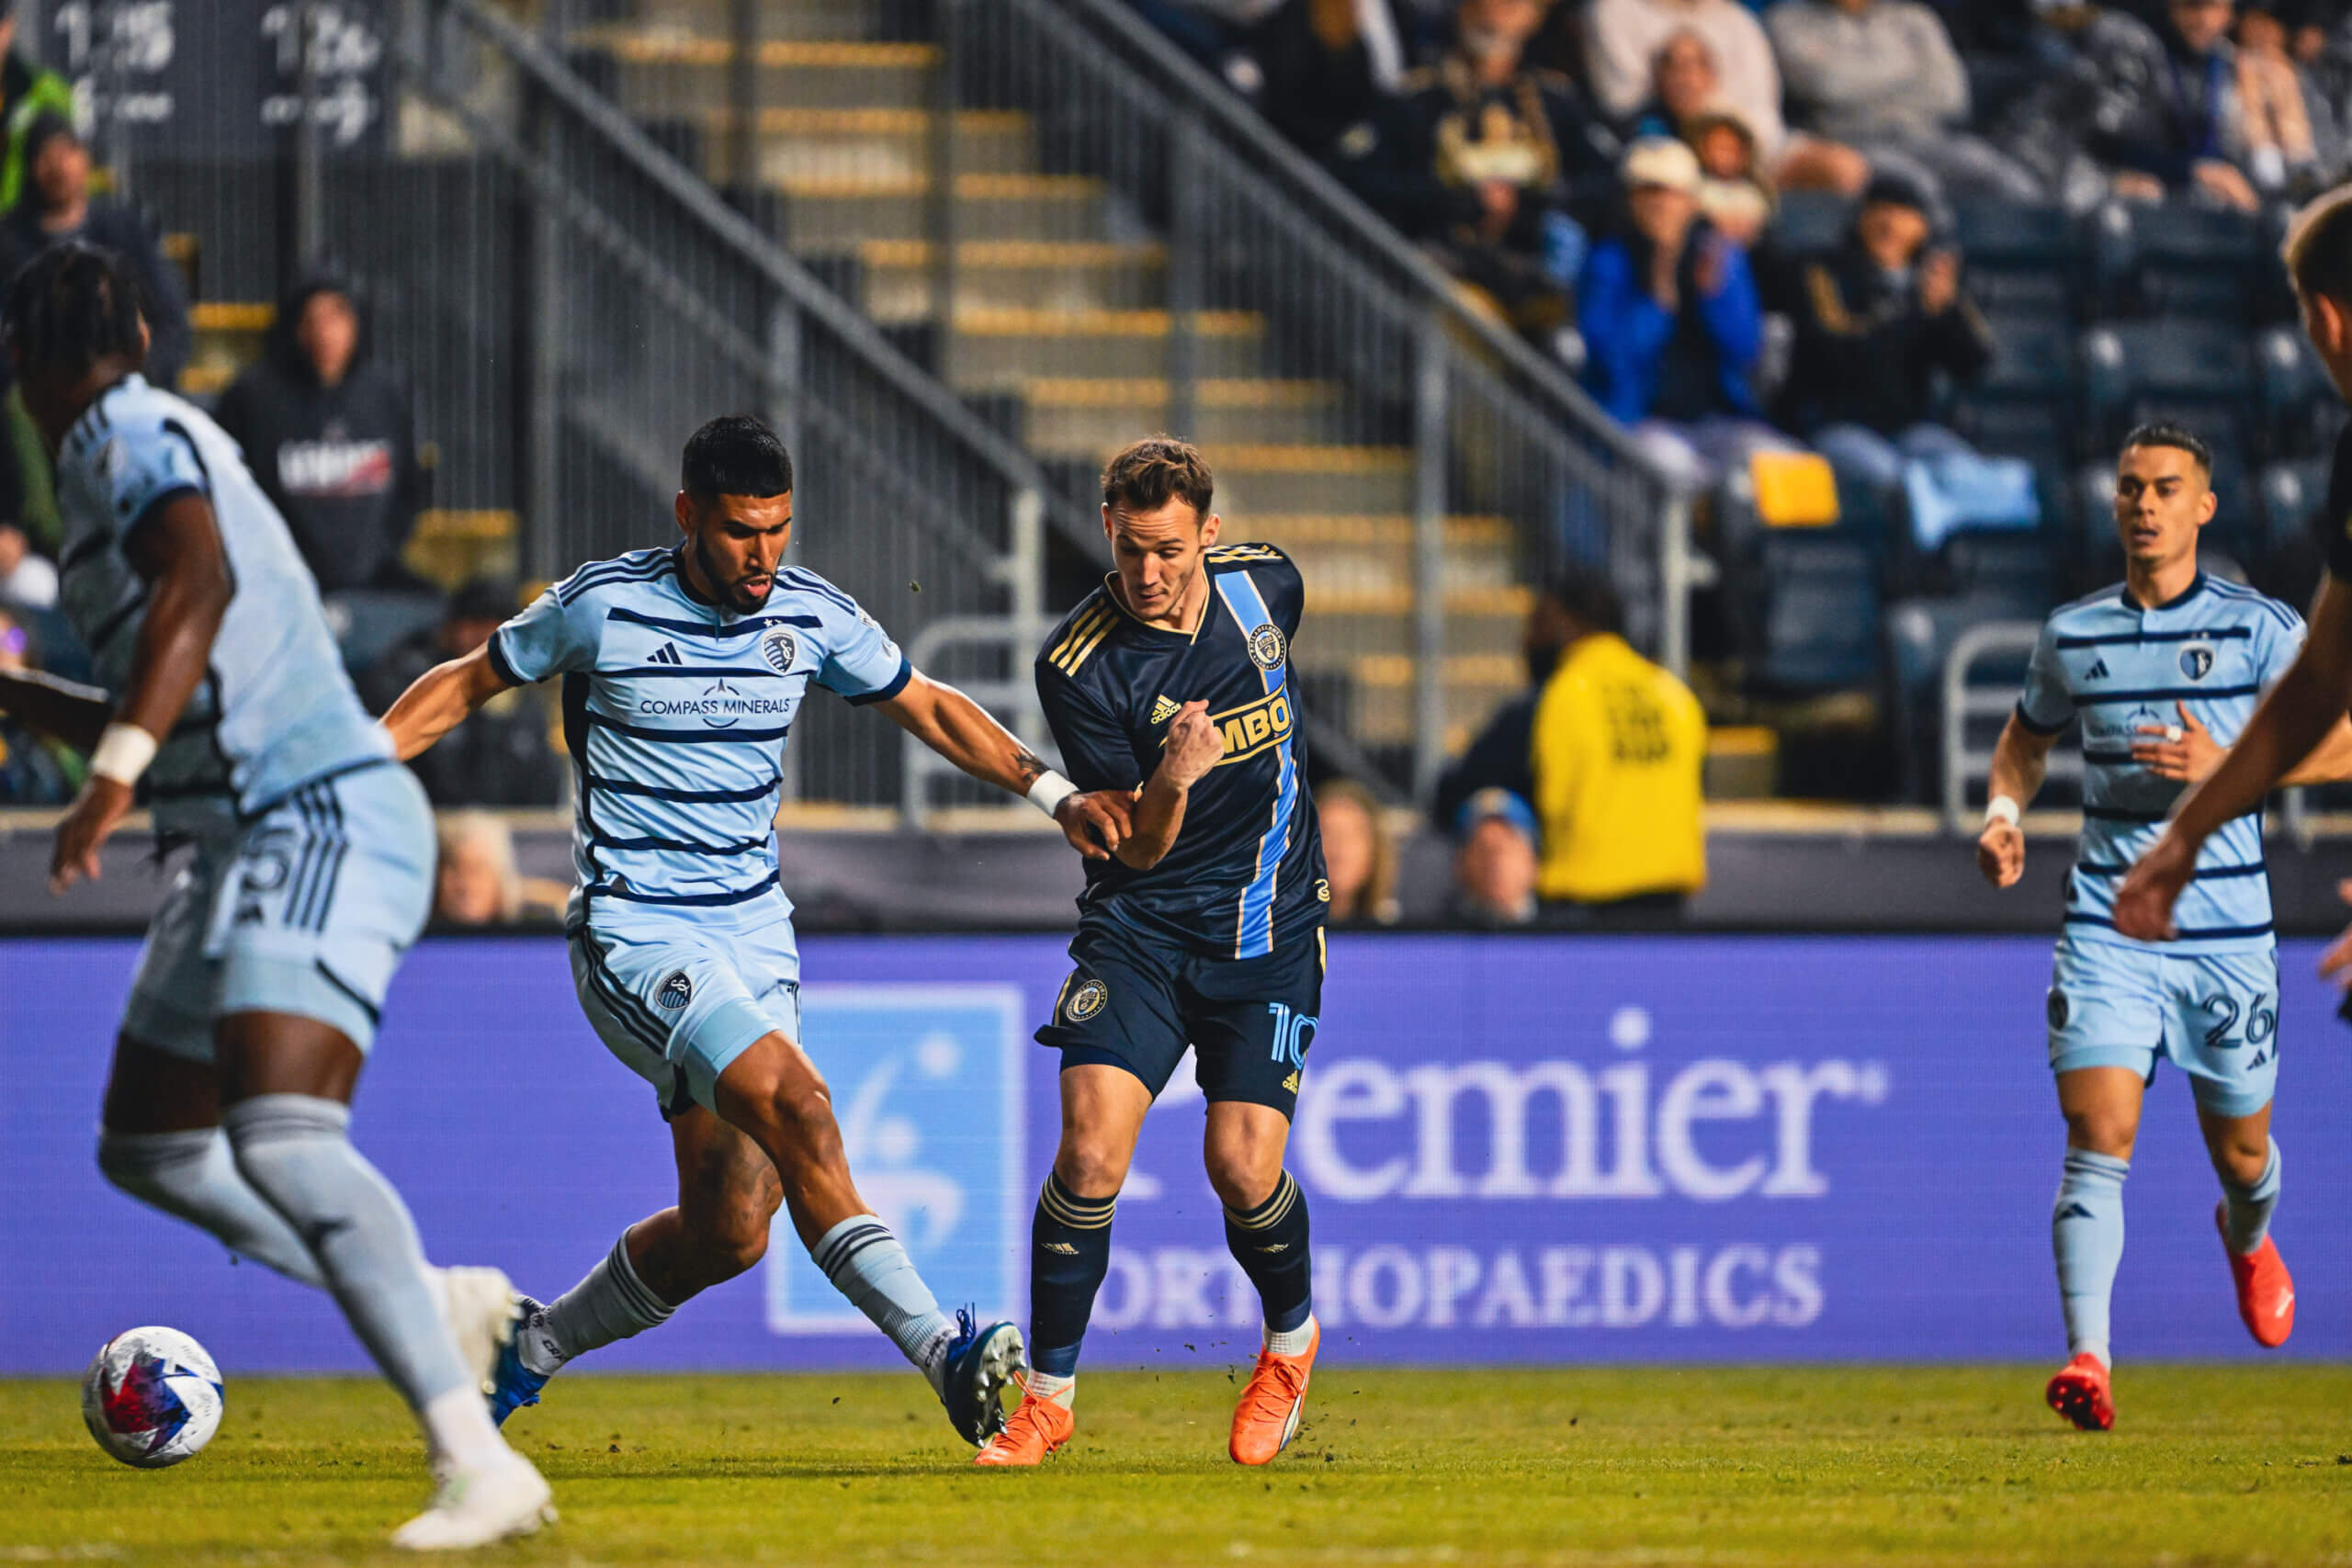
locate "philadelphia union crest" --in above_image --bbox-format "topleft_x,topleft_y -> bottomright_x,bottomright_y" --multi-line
1065,977 -> 1108,1021
1247,623 -> 1286,671
761,626 -> 799,674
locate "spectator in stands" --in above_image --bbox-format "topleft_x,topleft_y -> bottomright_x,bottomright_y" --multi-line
1343,0 -> 1621,350
1578,137 -> 1799,493
0,3 -> 74,214
215,270 -> 430,594
0,604 -> 72,804
1622,33 -> 1777,243
1314,777 -> 1400,923
1586,0 -> 1869,190
1778,169 -> 2009,528
0,116 -> 188,389
434,810 -> 526,927
1433,570 -> 1587,832
359,578 -> 562,808
1244,0 -> 1408,166
1453,786 -> 1541,924
2235,3 -> 2343,197
1767,0 -> 2047,199
1522,566 -> 1706,919
2007,0 -> 2297,211
0,520 -> 52,608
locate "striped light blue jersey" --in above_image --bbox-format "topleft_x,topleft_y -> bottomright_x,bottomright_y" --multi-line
2015,572 -> 2302,952
491,548 -> 911,929
52,374 -> 391,828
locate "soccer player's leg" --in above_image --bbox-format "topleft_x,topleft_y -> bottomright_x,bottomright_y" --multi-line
210,768 -> 548,1547
2043,937 -> 2159,1431
2165,950 -> 2291,1348
1190,938 -> 1321,1465
497,1105 -> 780,1423
977,931 -> 1183,1467
575,919 -> 1016,1443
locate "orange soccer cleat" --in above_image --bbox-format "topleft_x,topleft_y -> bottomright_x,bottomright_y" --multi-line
1229,1321 -> 1319,1466
972,1382 -> 1074,1468
2045,1352 -> 2115,1432
2216,1204 -> 2295,1348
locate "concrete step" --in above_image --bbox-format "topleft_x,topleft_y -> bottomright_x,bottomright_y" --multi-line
780,174 -> 1105,245
1250,514 -> 1518,597
404,509 -> 519,591
580,34 -> 939,112
695,108 -> 1036,185
1346,652 -> 1524,749
851,240 -> 1166,322
183,300 -> 271,400
590,0 -> 905,42
948,310 -> 1265,388
1294,587 -> 1530,665
1200,445 -> 1416,516
1018,378 -> 1350,454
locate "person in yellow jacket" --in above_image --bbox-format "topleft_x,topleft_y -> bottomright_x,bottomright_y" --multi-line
1526,568 -> 1707,914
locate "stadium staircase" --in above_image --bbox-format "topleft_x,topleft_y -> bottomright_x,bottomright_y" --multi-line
554,0 -> 1680,793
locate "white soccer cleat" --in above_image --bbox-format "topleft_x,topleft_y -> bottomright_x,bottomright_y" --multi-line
389,1451 -> 556,1551
435,1266 -> 524,1396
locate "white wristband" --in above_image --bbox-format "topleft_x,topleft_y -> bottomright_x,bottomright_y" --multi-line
1984,795 -> 2021,829
89,722 -> 159,787
1026,770 -> 1079,818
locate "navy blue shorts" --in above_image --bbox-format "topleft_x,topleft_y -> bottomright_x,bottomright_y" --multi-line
1035,919 -> 1325,1118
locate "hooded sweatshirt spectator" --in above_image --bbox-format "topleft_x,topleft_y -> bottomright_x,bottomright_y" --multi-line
214,271 -> 430,593
358,578 -> 562,807
0,116 -> 188,389
1767,0 -> 2046,199
0,4 -> 74,214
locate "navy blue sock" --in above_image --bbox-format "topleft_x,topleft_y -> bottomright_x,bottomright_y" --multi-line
1030,1171 -> 1115,1378
1224,1170 -> 1313,1336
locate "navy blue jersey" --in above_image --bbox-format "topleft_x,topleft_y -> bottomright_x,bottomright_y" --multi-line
1035,544 -> 1326,958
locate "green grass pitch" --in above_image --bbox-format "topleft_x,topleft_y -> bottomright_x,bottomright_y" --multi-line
5,1366 -> 2348,1565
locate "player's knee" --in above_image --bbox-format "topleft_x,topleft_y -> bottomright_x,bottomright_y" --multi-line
1054,1139 -> 1130,1200
1204,1154 -> 1281,1213
763,1082 -> 844,1161
2064,1108 -> 2137,1160
2206,1124 -> 2270,1184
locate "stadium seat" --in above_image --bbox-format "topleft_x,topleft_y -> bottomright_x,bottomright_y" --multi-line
1753,535 -> 1883,693
1976,315 -> 2075,400
2080,320 -> 2254,446
2256,324 -> 2336,457
2259,456 -> 2330,558
2109,201 -> 2261,320
1954,201 -> 2078,324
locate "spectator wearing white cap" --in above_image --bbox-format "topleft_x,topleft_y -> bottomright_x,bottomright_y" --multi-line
1578,137 -> 1800,493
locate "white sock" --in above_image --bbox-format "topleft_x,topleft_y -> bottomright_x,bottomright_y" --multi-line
1265,1315 -> 1316,1357
810,1214 -> 954,1393
532,1232 -> 673,1375
1025,1369 -> 1076,1409
419,1386 -> 510,1474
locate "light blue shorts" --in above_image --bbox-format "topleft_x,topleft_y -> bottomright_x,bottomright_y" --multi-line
2046,931 -> 2280,1118
124,762 -> 433,1059
570,908 -> 803,1118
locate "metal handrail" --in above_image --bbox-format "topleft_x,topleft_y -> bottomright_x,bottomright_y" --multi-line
1941,620 -> 2079,833
424,0 -> 1098,550
1047,0 -> 1661,475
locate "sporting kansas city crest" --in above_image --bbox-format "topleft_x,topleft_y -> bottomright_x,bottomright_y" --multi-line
1247,623 -> 1286,671
760,626 -> 799,674
2179,642 -> 2215,681
657,971 -> 694,1010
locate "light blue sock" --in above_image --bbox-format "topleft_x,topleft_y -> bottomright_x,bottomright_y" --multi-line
2052,1148 -> 2130,1366
2220,1138 -> 2281,1255
97,1127 -> 328,1289
812,1214 -> 954,1391
221,1094 -> 473,1410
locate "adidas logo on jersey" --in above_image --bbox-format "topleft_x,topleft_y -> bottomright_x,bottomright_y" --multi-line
1150,694 -> 1182,724
2084,658 -> 2109,681
649,642 -> 684,665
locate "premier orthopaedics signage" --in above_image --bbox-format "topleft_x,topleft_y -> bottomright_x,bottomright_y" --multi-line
2,934 -> 2345,1371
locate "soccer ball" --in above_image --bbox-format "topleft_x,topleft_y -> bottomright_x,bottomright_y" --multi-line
81,1326 -> 224,1469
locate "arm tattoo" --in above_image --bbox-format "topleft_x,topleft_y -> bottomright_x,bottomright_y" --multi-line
1012,747 -> 1048,786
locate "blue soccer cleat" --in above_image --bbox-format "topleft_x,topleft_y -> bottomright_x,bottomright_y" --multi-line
487,1295 -> 552,1428
939,1307 -> 1027,1445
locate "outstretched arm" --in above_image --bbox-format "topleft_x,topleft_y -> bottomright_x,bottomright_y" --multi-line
875,669 -> 1132,859
0,668 -> 114,754
50,493 -> 233,893
2115,574 -> 2352,938
1976,715 -> 2060,889
1115,700 -> 1224,870
381,644 -> 512,760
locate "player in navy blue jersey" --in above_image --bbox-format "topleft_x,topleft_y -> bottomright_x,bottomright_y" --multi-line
1978,423 -> 2352,1432
975,438 -> 1327,1470
383,415 -> 1132,1450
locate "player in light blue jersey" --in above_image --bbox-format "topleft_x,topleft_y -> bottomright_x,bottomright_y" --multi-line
1975,423 -> 2352,1433
385,415 -> 1132,1450
0,244 -> 552,1549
